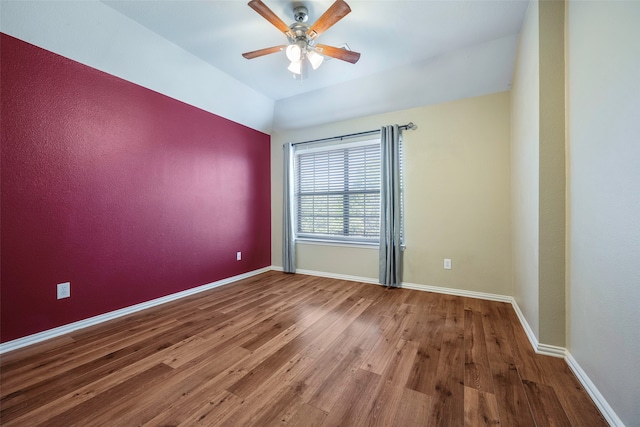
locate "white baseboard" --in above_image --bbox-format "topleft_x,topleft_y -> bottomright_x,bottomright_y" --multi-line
537,343 -> 567,358
502,298 -> 621,425
276,266 -> 380,286
565,353 -> 624,427
509,298 -> 564,358
3,265 -> 623,426
0,267 -> 271,355
271,266 -> 512,303
271,265 -> 622,426
401,280 -> 513,303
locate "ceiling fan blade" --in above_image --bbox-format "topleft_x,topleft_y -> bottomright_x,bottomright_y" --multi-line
315,44 -> 361,64
248,0 -> 293,37
306,0 -> 351,40
242,45 -> 286,59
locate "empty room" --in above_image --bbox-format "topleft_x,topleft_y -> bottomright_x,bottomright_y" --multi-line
1,0 -> 638,425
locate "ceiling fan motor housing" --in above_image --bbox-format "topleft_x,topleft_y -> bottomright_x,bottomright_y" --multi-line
288,21 -> 314,49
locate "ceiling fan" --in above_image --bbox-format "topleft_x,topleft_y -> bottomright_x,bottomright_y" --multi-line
242,0 -> 361,76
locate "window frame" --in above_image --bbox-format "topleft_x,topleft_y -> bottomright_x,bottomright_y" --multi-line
292,138 -> 383,246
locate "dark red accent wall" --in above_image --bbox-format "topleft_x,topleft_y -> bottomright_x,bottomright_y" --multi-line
0,34 -> 271,343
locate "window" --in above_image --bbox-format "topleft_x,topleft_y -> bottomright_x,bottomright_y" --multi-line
293,137 -> 402,245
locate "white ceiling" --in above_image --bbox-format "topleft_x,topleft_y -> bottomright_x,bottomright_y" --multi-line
101,0 -> 530,103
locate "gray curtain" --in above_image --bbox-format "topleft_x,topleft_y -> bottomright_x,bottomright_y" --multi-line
282,143 -> 296,273
379,125 -> 402,287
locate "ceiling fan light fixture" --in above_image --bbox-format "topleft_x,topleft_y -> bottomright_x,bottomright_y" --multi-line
307,49 -> 324,70
288,60 -> 303,75
285,42 -> 305,62
242,0 -> 361,77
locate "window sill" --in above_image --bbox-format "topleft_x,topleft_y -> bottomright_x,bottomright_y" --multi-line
295,238 -> 379,250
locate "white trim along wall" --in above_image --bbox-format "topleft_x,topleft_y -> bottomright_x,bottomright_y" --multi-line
271,267 -> 624,426
0,268 -> 271,355
0,267 -> 623,426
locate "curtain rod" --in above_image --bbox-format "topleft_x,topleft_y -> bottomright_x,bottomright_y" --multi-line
289,122 -> 417,147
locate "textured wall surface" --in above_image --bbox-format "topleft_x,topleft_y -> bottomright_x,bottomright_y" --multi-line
1,34 -> 271,343
0,1 -> 274,133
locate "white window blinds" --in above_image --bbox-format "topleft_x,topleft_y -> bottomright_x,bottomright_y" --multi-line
295,140 -> 381,243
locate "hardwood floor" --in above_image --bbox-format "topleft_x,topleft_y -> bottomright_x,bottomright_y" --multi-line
0,271 -> 606,426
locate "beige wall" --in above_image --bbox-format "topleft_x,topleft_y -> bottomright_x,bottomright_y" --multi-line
272,92 -> 512,296
538,0 -> 566,347
510,0 -> 566,347
511,0 -> 541,338
272,2 -> 640,422
566,2 -> 640,424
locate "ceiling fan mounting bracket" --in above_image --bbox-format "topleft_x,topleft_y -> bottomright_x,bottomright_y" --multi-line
293,5 -> 308,23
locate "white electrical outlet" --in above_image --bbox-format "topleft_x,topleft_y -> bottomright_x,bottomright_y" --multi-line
57,282 -> 71,299
444,259 -> 452,270
236,251 -> 242,261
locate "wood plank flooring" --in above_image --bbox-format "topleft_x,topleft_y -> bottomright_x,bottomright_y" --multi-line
0,271 -> 607,426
